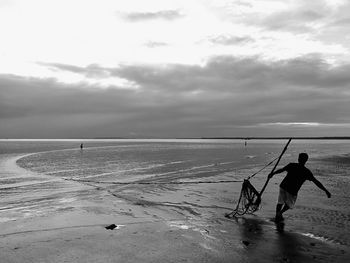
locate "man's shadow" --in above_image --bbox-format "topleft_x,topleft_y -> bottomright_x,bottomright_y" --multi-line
236,216 -> 305,262
274,219 -> 285,233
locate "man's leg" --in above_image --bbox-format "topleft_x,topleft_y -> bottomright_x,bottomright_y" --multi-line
276,204 -> 283,216
280,204 -> 290,215
275,204 -> 290,221
276,188 -> 284,218
275,204 -> 283,221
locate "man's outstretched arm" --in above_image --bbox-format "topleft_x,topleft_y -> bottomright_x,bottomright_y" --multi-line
268,166 -> 288,179
311,177 -> 331,198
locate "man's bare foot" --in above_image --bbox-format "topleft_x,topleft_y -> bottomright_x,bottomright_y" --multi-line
274,214 -> 284,222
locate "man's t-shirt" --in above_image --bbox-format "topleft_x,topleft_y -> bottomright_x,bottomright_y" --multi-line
280,163 -> 315,196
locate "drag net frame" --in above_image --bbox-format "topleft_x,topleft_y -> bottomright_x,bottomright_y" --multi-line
225,138 -> 292,219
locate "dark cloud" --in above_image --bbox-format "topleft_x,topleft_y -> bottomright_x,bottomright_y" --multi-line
120,10 -> 183,22
37,62 -> 109,79
37,62 -> 86,74
330,18 -> 350,27
234,1 -> 253,8
38,55 -> 350,95
2,55 -> 350,138
233,2 -> 328,34
144,41 -> 169,48
260,9 -> 325,33
207,35 -> 254,45
107,56 -> 350,94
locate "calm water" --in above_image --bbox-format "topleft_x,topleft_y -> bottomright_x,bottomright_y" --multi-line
0,139 -> 349,245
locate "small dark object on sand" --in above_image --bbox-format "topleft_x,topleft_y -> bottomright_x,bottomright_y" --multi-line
242,240 -> 250,246
105,224 -> 117,230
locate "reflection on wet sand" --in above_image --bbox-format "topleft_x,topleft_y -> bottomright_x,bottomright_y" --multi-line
236,216 -> 322,262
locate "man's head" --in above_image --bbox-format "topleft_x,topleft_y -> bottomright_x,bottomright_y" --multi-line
298,153 -> 309,165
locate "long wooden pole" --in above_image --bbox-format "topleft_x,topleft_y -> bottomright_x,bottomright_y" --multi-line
259,138 -> 292,196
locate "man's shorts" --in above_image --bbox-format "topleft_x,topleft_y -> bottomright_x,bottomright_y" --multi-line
277,187 -> 297,209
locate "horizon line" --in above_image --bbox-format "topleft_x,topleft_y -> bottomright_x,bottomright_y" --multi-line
1,136 -> 350,140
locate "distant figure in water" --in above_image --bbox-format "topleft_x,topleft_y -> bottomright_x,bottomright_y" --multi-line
268,153 -> 331,222
245,140 -> 247,147
80,143 -> 83,150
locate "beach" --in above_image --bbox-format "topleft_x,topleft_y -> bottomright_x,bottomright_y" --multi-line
0,139 -> 349,262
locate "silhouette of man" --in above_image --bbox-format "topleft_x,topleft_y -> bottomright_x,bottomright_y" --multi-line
268,153 -> 331,221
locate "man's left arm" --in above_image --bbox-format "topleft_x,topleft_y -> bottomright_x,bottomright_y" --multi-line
311,177 -> 331,198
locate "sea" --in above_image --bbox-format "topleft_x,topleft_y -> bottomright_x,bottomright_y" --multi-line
0,139 -> 349,246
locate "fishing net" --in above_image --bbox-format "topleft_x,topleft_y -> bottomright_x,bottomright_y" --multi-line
225,179 -> 261,218
225,139 -> 292,219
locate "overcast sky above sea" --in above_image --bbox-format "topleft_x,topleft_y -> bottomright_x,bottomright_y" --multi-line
1,0 -> 350,138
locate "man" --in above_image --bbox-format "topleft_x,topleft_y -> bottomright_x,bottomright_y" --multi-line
268,153 -> 331,221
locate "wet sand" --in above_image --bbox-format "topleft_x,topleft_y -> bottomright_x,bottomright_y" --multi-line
0,178 -> 349,263
1,141 -> 350,262
0,209 -> 348,263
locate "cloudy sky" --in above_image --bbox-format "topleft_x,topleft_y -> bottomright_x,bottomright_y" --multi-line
1,0 -> 350,138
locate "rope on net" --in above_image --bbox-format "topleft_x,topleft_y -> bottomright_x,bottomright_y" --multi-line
225,138 -> 292,218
